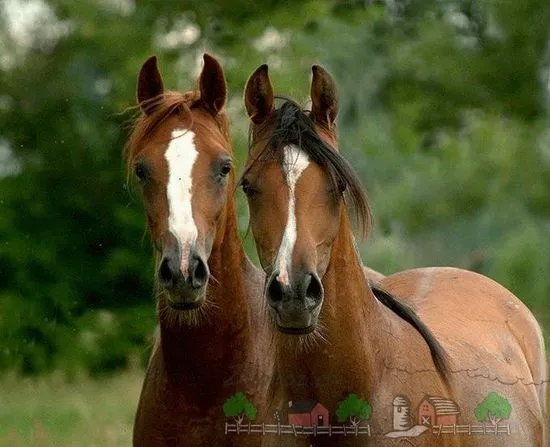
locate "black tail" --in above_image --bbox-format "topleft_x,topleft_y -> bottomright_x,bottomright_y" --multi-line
370,281 -> 451,389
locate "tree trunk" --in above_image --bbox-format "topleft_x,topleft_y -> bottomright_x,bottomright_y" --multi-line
488,415 -> 502,426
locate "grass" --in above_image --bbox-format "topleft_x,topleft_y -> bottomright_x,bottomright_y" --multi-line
0,369 -> 143,446
0,364 -> 548,446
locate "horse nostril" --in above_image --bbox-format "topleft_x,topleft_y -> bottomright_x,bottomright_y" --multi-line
267,275 -> 284,304
189,255 -> 208,289
158,258 -> 174,285
305,273 -> 323,304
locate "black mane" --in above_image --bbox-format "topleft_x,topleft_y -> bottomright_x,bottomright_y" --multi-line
371,282 -> 450,387
246,98 -> 371,237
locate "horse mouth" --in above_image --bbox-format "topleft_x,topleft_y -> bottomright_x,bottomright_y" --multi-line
276,324 -> 316,335
168,300 -> 203,310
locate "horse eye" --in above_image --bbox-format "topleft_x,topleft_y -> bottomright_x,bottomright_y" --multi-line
241,179 -> 259,198
220,161 -> 232,177
241,179 -> 252,195
135,163 -> 146,181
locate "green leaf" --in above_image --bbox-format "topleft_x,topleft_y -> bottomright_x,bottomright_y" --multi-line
336,393 -> 372,423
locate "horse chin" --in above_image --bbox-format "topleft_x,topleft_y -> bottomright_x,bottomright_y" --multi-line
166,291 -> 205,311
168,300 -> 204,311
268,306 -> 319,335
276,324 -> 317,335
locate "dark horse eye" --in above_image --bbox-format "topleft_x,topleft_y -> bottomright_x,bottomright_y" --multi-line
240,178 -> 259,198
220,161 -> 232,177
135,162 -> 146,181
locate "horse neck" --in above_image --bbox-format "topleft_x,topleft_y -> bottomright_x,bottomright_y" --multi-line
323,213 -> 388,360
276,211 -> 389,401
159,179 -> 253,380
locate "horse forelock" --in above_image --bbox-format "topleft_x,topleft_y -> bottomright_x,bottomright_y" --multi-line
244,98 -> 372,238
124,90 -> 230,178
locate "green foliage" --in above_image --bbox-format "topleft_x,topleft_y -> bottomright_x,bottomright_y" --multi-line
0,0 -> 549,375
335,393 -> 372,425
223,392 -> 257,423
474,392 -> 512,424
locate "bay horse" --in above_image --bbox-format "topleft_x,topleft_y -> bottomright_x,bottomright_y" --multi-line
241,64 -> 547,446
126,54 -> 272,446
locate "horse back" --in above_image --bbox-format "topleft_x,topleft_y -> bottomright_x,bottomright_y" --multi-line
379,267 -> 547,446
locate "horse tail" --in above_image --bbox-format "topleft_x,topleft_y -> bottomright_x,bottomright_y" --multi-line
370,281 -> 452,392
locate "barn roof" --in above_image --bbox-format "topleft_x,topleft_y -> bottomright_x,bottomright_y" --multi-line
420,396 -> 460,415
288,399 -> 322,414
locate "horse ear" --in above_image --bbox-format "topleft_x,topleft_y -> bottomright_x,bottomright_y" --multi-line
244,64 -> 274,125
199,54 -> 227,115
310,65 -> 338,128
137,56 -> 164,115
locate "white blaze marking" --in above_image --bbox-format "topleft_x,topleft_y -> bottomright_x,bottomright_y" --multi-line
275,145 -> 310,286
164,129 -> 198,278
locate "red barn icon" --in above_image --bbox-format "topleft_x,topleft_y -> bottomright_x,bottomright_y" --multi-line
417,396 -> 460,426
287,400 -> 329,426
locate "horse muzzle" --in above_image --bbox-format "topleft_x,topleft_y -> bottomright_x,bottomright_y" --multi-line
266,270 -> 323,333
158,238 -> 209,310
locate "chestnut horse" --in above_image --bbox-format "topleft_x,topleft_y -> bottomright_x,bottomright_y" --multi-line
241,64 -> 547,446
126,55 -> 272,446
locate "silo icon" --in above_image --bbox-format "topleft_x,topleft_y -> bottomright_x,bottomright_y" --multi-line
392,395 -> 411,431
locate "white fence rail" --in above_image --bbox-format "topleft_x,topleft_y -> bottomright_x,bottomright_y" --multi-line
432,424 -> 511,436
225,422 -> 371,437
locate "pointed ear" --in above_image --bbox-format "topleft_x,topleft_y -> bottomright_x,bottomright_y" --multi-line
199,54 -> 227,115
137,56 -> 164,115
244,64 -> 274,125
310,65 -> 338,128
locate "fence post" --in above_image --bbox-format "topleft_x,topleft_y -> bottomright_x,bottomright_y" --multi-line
225,422 -> 228,435
329,424 -> 332,436
468,424 -> 471,435
355,425 -> 358,436
248,422 -> 251,435
278,422 -> 281,436
343,425 -> 347,437
453,424 -> 456,435
314,425 -> 317,437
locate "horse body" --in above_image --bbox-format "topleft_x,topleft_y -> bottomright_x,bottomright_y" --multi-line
241,64 -> 546,446
128,55 -> 272,446
380,267 -> 547,446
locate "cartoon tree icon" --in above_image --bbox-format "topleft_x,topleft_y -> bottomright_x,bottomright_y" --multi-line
223,392 -> 257,425
474,392 -> 512,426
336,393 -> 372,427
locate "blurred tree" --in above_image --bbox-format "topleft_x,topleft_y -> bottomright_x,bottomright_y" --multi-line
0,0 -> 345,374
0,0 -> 548,375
